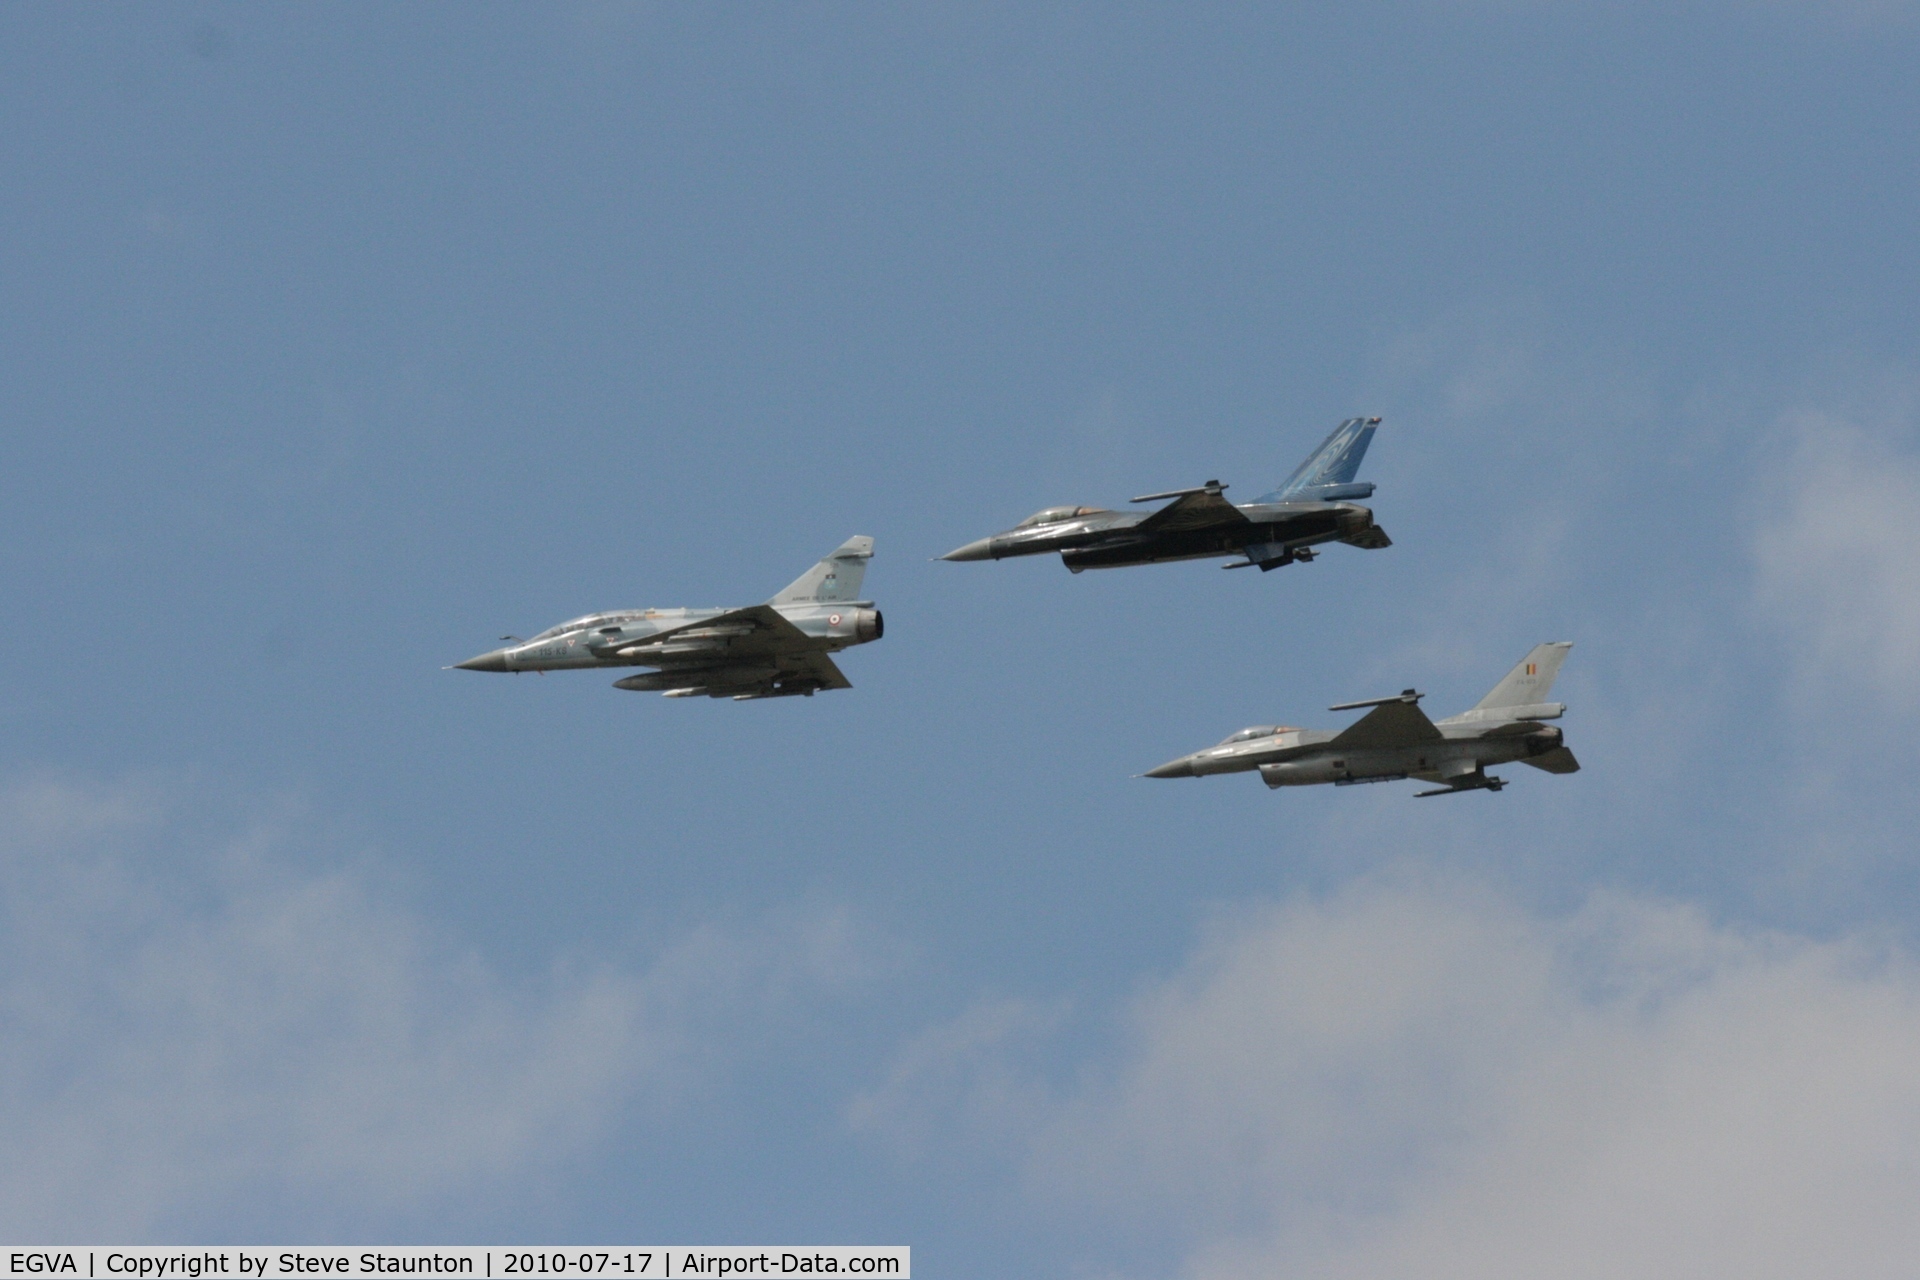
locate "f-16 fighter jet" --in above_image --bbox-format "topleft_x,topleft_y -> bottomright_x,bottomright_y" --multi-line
452,537 -> 881,700
940,417 -> 1390,573
1145,642 -> 1579,796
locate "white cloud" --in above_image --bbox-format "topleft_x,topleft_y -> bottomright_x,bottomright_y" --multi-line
865,871 -> 1920,1278
0,776 -> 866,1239
1753,404 -> 1920,708
849,996 -> 1063,1159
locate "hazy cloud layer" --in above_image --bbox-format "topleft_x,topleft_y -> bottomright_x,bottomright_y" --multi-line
1754,399 -> 1920,709
863,872 -> 1920,1278
0,778 -> 868,1239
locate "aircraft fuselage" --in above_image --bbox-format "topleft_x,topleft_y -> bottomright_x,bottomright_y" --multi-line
1148,723 -> 1567,788
945,501 -> 1379,572
461,603 -> 881,673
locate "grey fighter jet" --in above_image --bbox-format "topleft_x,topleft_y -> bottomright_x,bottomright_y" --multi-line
941,417 -> 1390,573
452,537 -> 882,700
1145,642 -> 1580,796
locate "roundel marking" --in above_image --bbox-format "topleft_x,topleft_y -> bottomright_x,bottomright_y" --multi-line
829,614 -> 842,625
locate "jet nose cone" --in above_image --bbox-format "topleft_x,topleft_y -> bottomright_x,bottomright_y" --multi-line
454,648 -> 510,672
940,537 -> 995,562
1143,757 -> 1196,779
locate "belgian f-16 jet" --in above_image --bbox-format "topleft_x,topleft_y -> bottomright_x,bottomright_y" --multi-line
1145,642 -> 1579,796
940,417 -> 1390,573
452,537 -> 881,700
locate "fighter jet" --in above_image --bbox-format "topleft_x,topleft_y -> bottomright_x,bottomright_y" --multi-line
940,417 -> 1390,573
1145,642 -> 1579,796
452,537 -> 882,700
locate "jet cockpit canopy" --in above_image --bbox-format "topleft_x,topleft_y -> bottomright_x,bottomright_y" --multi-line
1218,726 -> 1284,745
1016,504 -> 1110,528
530,614 -> 607,641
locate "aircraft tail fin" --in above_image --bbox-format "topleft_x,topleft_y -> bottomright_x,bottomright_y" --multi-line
1258,417 -> 1382,503
1470,642 -> 1573,712
769,536 -> 875,605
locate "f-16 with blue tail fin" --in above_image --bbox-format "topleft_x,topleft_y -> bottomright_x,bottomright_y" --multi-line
1144,643 -> 1579,796
940,417 -> 1389,573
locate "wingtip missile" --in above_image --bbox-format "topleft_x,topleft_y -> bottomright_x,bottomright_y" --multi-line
1328,688 -> 1422,712
1130,480 -> 1227,504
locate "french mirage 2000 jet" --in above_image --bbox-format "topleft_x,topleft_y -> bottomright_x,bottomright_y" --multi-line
452,537 -> 881,700
940,417 -> 1390,573
1144,642 -> 1579,797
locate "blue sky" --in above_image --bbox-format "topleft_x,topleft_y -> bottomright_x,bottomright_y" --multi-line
6,2 -> 1920,1273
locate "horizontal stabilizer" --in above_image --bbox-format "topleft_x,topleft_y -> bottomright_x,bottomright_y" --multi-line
1341,525 -> 1392,550
1521,747 -> 1581,774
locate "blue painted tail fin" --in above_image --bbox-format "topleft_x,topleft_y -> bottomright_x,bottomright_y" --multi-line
1257,417 -> 1381,503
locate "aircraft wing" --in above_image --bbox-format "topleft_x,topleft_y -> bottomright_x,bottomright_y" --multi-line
784,649 -> 853,691
1134,486 -> 1252,534
599,604 -> 812,664
1329,699 -> 1443,748
1521,747 -> 1581,774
